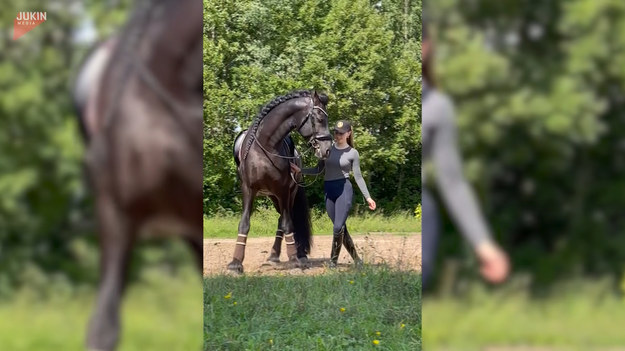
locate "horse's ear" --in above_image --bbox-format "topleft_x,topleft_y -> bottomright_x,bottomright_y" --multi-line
312,90 -> 320,102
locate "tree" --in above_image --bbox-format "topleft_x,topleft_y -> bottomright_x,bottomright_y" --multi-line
203,0 -> 422,215
0,0 -> 91,289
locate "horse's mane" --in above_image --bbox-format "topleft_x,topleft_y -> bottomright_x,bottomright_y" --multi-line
109,0 -> 178,66
250,90 -> 311,135
243,90 -> 313,160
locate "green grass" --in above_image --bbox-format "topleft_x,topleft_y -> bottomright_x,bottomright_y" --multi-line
423,277 -> 625,350
204,208 -> 419,238
204,266 -> 421,350
0,267 -> 202,351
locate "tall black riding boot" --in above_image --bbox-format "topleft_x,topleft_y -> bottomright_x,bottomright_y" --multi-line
329,228 -> 344,268
342,226 -> 363,267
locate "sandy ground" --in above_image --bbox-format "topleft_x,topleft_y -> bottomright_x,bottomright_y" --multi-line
204,233 -> 421,276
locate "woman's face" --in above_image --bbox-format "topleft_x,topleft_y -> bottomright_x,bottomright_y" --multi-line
334,130 -> 350,144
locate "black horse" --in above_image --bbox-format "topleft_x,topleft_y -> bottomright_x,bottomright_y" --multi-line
72,0 -> 202,350
230,90 -> 333,273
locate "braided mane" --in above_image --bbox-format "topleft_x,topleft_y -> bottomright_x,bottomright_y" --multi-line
243,90 -> 313,160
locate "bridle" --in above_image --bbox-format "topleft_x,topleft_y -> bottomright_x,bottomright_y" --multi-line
250,99 -> 332,160
297,104 -> 333,148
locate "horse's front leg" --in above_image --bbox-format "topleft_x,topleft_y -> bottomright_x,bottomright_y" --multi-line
86,194 -> 135,351
228,187 -> 255,273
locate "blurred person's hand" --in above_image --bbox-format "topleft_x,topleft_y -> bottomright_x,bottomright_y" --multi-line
475,241 -> 509,283
290,163 -> 301,174
366,198 -> 376,211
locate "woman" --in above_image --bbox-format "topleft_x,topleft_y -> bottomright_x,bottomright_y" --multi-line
291,120 -> 376,268
422,24 -> 509,288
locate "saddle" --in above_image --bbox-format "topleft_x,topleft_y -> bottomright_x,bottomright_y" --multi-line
72,38 -> 117,140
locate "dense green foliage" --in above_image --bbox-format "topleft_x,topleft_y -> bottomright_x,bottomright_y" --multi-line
205,267 -> 421,350
427,0 -> 625,286
203,0 -> 421,215
0,0 -> 91,290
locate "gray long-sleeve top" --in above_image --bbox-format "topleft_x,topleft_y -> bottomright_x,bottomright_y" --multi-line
422,83 -> 492,247
302,145 -> 371,200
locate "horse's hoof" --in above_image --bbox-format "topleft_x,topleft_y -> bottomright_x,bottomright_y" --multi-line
328,260 -> 338,269
267,254 -> 280,263
227,260 -> 243,274
354,259 -> 364,269
296,257 -> 310,269
287,255 -> 299,269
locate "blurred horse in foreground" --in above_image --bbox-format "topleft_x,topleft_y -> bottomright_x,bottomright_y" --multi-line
72,0 -> 202,349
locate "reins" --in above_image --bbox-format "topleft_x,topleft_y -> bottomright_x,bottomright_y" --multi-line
290,170 -> 321,188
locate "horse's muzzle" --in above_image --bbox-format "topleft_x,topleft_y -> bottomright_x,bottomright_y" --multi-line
314,143 -> 332,160
310,134 -> 332,160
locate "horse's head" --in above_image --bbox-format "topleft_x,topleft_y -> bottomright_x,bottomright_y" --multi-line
297,91 -> 333,160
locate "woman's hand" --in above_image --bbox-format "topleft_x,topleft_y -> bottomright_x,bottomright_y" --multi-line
290,163 -> 301,174
366,198 -> 376,211
475,241 -> 509,284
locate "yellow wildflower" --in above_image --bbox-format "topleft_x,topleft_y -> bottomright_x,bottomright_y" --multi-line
339,307 -> 346,313
373,340 -> 380,345
224,292 -> 232,299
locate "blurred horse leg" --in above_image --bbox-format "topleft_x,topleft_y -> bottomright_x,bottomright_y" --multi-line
86,193 -> 135,351
185,234 -> 202,272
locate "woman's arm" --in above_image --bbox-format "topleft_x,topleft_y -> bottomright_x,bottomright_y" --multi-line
298,160 -> 325,176
425,93 -> 508,283
431,99 -> 492,248
351,150 -> 372,200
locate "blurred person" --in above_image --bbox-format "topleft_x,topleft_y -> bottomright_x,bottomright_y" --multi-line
422,24 -> 509,289
291,120 -> 376,268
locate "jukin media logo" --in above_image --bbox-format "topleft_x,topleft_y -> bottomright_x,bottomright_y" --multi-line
14,12 -> 47,40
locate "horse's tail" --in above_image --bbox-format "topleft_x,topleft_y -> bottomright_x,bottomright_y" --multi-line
291,186 -> 313,255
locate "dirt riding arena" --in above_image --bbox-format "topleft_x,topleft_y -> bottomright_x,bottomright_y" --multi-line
204,233 -> 421,276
